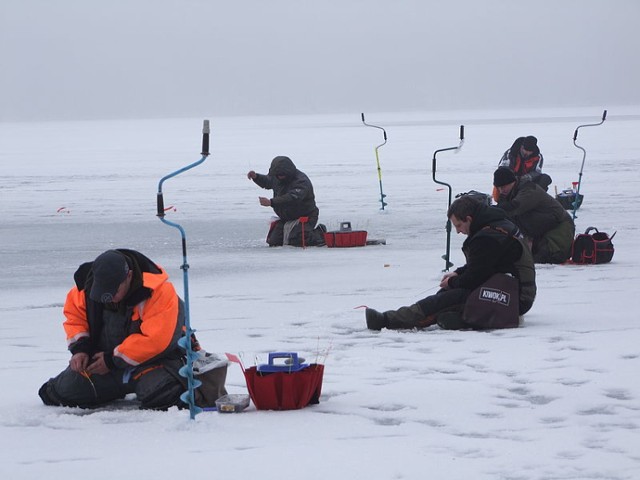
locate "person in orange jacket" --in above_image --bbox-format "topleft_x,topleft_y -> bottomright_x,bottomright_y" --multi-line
39,249 -> 199,409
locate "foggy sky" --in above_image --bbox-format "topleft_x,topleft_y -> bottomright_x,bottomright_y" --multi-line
1,0 -> 638,121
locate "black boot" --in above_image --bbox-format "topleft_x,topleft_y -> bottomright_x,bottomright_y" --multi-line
38,381 -> 61,406
365,308 -> 387,331
435,310 -> 466,330
385,304 -> 436,330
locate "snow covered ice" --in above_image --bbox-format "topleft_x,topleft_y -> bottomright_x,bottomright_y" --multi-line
1,108 -> 639,479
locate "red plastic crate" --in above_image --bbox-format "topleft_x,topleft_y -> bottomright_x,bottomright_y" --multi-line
324,230 -> 368,248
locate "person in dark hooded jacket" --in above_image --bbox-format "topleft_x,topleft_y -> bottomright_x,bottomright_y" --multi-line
248,156 -> 325,246
493,167 -> 575,264
365,195 -> 536,331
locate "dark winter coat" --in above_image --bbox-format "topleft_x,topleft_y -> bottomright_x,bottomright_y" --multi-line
496,179 -> 575,263
448,204 -> 536,315
252,156 -> 319,222
496,179 -> 572,239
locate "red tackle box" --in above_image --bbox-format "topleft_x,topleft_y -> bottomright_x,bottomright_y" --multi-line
324,222 -> 368,248
243,352 -> 325,411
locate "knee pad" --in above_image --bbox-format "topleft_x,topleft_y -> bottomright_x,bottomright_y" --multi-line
135,363 -> 185,410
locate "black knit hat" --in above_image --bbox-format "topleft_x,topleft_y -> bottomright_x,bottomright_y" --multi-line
522,136 -> 538,152
90,250 -> 130,303
493,167 -> 517,187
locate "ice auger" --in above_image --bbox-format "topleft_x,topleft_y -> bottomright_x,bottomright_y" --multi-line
156,120 -> 210,420
432,125 -> 464,271
572,110 -> 607,219
361,113 -> 388,210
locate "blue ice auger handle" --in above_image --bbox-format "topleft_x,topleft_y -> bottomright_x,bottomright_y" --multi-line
156,119 -> 210,420
157,120 -> 210,218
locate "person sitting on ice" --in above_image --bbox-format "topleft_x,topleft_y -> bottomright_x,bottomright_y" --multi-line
365,195 -> 536,331
247,155 -> 326,247
493,167 -> 575,264
39,249 -> 227,410
498,135 -> 552,191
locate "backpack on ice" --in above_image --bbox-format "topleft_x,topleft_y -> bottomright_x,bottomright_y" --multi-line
571,227 -> 616,264
463,273 -> 520,329
456,190 -> 492,206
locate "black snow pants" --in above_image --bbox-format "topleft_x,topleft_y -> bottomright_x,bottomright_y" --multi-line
38,357 -> 186,410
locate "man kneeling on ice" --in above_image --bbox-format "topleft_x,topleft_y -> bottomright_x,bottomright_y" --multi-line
366,195 -> 537,331
39,249 -> 227,410
248,155 -> 326,247
493,166 -> 575,264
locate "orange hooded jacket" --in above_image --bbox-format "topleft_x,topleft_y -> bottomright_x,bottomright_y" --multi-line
63,265 -> 183,367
